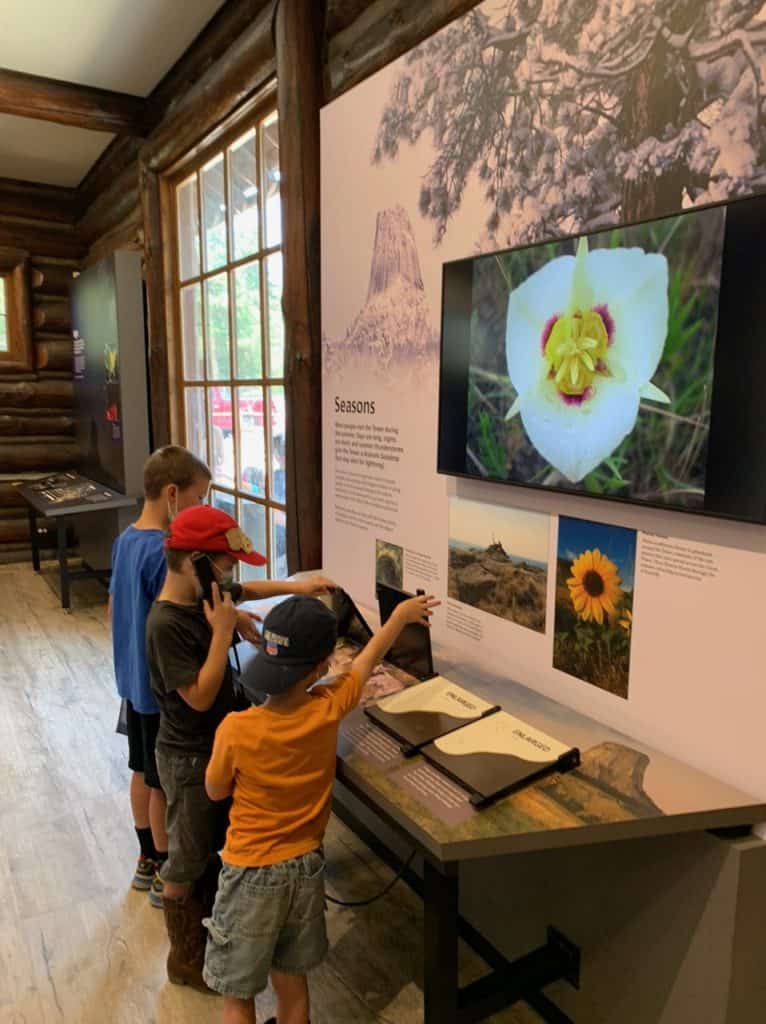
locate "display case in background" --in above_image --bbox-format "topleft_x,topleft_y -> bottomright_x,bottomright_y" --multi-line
67,251 -> 149,572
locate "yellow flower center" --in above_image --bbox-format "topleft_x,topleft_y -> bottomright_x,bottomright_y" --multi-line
544,309 -> 609,396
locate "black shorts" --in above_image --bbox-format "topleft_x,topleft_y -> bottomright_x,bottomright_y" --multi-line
126,702 -> 162,790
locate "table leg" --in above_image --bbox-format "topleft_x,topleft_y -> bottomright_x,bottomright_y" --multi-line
423,859 -> 459,1024
28,506 -> 40,572
57,519 -> 70,611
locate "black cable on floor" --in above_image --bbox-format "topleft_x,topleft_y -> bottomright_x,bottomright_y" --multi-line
325,849 -> 417,908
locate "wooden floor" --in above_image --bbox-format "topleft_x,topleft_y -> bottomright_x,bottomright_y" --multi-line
0,563 -> 542,1024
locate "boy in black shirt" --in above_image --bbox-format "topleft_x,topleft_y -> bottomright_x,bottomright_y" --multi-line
146,505 -> 332,991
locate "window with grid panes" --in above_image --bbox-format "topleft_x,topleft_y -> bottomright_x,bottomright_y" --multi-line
174,112 -> 286,579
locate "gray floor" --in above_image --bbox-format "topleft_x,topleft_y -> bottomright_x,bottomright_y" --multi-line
0,562 -> 542,1023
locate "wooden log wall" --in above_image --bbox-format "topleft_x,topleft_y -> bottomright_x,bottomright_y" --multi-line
17,0 -> 475,569
0,179 -> 80,561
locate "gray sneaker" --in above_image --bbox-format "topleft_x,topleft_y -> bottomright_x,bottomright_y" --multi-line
132,857 -> 156,891
149,871 -> 164,909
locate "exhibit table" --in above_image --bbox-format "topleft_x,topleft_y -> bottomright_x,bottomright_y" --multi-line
236,597 -> 766,1024
18,472 -> 136,610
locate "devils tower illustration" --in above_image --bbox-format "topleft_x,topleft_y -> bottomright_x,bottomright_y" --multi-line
325,205 -> 438,372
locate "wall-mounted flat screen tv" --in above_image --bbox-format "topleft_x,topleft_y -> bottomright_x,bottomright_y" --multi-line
437,195 -> 766,523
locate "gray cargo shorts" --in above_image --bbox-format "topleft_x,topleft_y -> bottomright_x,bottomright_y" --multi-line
155,748 -> 229,885
203,849 -> 328,998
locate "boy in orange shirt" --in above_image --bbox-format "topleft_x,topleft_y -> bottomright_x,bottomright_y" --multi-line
203,591 -> 439,1024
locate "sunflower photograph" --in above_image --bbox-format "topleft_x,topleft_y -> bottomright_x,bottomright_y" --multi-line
553,516 -> 637,698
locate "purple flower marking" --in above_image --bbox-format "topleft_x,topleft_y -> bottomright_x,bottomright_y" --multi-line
593,304 -> 614,345
560,386 -> 593,406
540,313 -> 559,353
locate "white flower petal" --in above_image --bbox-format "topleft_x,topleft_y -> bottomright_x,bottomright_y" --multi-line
584,248 -> 669,382
517,377 -> 640,483
568,236 -> 594,313
639,381 -> 671,403
505,254 -> 575,396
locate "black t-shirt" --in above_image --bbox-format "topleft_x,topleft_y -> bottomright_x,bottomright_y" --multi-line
146,600 -> 235,755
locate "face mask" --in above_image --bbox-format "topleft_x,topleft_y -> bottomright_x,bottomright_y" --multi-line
217,570 -> 235,589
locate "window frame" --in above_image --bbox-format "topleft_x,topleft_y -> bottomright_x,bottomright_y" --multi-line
167,88 -> 287,578
0,248 -> 33,369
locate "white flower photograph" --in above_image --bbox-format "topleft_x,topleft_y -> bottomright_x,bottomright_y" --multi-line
467,205 -> 726,505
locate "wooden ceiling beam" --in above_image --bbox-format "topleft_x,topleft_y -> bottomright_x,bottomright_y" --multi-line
328,0 -> 483,99
76,136 -> 141,212
144,4 -> 274,173
75,0 -> 271,210
0,67 -> 146,134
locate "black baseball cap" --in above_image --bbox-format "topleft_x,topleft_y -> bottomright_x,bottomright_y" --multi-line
240,596 -> 338,696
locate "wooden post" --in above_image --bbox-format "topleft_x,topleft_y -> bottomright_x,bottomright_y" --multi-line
139,162 -> 171,448
276,0 -> 326,573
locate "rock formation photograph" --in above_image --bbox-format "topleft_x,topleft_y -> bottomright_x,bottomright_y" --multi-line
448,497 -> 549,633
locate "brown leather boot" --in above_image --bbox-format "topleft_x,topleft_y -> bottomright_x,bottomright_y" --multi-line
163,895 -> 215,994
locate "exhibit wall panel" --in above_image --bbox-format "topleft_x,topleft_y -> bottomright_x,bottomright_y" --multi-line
320,1 -> 766,800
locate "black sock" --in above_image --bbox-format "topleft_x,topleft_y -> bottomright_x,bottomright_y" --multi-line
135,827 -> 156,861
155,850 -> 168,866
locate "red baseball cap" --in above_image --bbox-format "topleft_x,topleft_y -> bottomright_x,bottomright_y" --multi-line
166,506 -> 266,566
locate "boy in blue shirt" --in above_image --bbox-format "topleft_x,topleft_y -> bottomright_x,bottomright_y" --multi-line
110,446 -> 214,903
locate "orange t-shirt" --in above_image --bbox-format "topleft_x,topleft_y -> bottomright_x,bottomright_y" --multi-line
206,672 -> 363,867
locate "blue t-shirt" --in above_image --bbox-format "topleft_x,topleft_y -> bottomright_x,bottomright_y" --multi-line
110,526 -> 167,715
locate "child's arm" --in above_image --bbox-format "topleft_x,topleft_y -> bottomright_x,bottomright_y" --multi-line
206,716 -> 235,801
177,585 -> 239,712
328,595 -> 439,717
239,575 -> 335,601
352,594 -> 439,687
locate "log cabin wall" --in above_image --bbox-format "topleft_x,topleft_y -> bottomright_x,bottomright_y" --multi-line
71,0 -> 481,569
0,182 -> 82,563
76,0 -> 482,256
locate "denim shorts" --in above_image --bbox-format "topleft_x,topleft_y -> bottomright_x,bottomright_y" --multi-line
155,748 -> 229,885
203,850 -> 328,998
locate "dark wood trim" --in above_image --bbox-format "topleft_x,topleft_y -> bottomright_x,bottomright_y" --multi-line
147,0 -> 272,128
0,67 -> 145,134
327,0 -> 483,99
81,207 -> 143,270
0,247 -> 27,274
0,378 -> 72,408
0,178 -> 77,225
145,4 -> 275,173
0,251 -> 33,371
30,262 -> 77,295
76,136 -> 142,213
140,163 -> 172,447
31,300 -> 71,333
76,161 -> 140,244
0,440 -> 79,470
33,338 -> 72,372
75,0 -> 272,212
326,0 -> 370,37
163,81 -> 277,183
0,220 -> 83,260
276,0 -> 325,572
